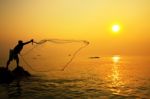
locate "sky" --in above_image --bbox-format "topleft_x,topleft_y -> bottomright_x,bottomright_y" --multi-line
0,0 -> 150,59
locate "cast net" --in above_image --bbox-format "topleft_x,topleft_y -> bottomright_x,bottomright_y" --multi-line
20,39 -> 89,72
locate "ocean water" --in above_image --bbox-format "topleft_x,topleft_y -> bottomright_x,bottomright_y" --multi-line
0,56 -> 150,99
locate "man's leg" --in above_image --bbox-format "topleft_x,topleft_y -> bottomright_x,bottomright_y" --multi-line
16,55 -> 19,67
6,60 -> 11,69
6,49 -> 13,69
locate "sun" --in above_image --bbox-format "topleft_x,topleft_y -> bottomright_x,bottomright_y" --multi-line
112,24 -> 120,32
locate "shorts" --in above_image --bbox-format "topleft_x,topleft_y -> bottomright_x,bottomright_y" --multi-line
8,49 -> 18,61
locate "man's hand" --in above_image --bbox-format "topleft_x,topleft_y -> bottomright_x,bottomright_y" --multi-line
31,39 -> 33,42
30,39 -> 34,43
23,39 -> 34,45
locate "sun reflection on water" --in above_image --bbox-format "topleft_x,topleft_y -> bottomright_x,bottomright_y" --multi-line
108,55 -> 124,95
112,55 -> 120,64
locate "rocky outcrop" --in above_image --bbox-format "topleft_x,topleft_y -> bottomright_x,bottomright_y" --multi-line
0,66 -> 31,83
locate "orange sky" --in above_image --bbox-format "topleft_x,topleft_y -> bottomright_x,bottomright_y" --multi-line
0,0 -> 150,58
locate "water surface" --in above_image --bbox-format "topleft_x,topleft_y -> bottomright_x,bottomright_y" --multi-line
0,56 -> 150,99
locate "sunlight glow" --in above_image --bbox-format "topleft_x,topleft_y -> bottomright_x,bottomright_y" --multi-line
112,25 -> 120,32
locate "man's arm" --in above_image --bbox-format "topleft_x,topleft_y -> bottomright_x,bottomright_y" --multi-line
23,39 -> 33,45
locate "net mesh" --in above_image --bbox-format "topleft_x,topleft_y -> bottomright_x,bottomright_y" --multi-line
20,39 -> 89,72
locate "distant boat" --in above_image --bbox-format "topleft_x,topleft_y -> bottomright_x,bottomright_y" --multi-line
89,56 -> 100,59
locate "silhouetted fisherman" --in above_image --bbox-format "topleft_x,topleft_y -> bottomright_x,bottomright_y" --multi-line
6,39 -> 34,69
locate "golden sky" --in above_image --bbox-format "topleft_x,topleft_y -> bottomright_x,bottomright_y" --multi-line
0,0 -> 150,57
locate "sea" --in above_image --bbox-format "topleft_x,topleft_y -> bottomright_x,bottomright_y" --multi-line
0,55 -> 150,99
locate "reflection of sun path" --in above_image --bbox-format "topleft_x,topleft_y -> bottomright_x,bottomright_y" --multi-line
107,56 -> 125,95
112,55 -> 120,63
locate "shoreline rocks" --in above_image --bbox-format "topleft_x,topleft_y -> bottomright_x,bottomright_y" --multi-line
0,66 -> 31,83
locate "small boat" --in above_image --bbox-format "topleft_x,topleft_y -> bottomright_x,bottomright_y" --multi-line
89,56 -> 100,59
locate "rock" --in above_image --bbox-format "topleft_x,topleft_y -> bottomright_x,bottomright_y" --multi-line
0,66 -> 31,83
0,67 -> 14,83
12,66 -> 31,77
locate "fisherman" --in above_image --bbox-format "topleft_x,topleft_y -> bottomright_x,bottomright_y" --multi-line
6,39 -> 34,69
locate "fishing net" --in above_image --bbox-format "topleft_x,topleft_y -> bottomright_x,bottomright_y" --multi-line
20,39 -> 89,72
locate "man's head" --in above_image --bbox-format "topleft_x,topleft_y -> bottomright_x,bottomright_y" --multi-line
18,40 -> 23,44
